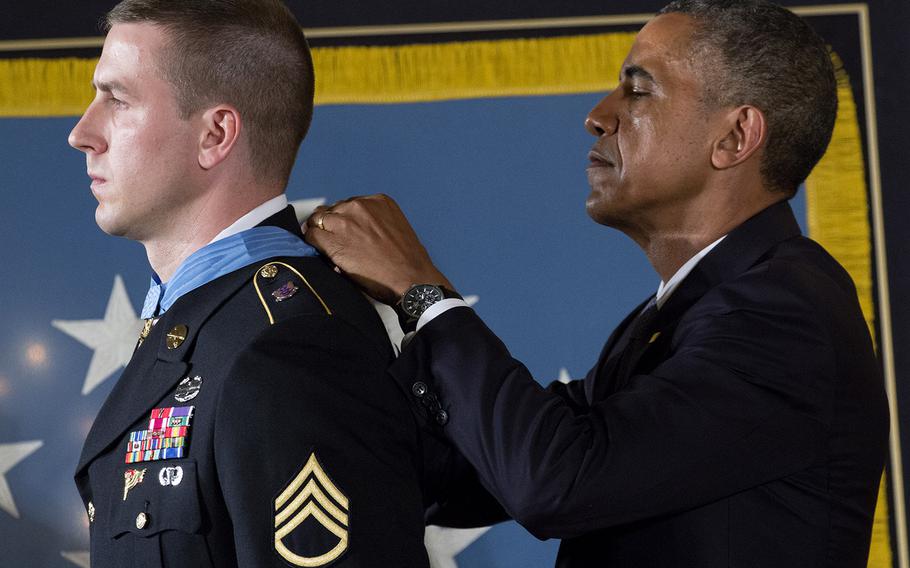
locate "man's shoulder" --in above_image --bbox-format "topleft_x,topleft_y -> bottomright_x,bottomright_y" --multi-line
683,234 -> 867,340
199,255 -> 392,359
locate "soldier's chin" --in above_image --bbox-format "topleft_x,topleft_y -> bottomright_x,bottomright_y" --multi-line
94,208 -> 128,237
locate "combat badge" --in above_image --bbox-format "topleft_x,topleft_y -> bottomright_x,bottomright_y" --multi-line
272,281 -> 299,302
274,453 -> 349,567
123,468 -> 147,501
174,376 -> 202,402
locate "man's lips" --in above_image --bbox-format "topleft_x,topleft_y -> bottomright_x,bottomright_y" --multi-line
587,150 -> 616,168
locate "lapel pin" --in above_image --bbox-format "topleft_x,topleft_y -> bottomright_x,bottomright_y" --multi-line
649,332 -> 661,344
271,281 -> 299,302
166,324 -> 188,350
123,468 -> 147,501
174,376 -> 203,402
138,318 -> 153,347
260,264 -> 279,279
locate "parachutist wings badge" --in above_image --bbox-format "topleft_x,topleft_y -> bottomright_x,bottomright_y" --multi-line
274,453 -> 349,566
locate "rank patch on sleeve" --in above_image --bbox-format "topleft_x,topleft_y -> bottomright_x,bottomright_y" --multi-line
124,406 -> 194,463
274,453 -> 349,567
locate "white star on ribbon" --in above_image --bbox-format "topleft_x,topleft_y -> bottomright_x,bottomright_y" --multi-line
0,440 -> 43,518
556,367 -> 573,384
60,551 -> 90,568
425,526 -> 491,568
52,275 -> 143,395
289,197 -> 327,223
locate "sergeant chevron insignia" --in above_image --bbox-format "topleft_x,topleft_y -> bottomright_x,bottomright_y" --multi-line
274,453 -> 349,567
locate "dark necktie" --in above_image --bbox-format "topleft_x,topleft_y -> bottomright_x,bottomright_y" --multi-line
614,298 -> 660,387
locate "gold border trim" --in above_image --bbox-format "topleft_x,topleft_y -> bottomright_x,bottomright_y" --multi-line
0,4 -> 869,52
855,5 -> 907,566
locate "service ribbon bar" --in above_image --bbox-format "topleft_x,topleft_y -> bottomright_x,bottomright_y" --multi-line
124,406 -> 194,463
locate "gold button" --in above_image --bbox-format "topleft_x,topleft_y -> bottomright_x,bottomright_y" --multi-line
135,512 -> 148,529
166,324 -> 188,350
260,264 -> 278,279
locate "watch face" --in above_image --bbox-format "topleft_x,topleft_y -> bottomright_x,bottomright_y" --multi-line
402,285 -> 444,319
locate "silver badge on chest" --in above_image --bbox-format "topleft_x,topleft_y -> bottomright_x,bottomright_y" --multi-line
159,465 -> 184,487
174,376 -> 203,402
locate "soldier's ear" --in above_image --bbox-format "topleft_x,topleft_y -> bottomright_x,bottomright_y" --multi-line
711,105 -> 766,170
198,105 -> 241,170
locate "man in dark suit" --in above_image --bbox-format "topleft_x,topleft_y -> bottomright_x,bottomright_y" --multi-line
67,1 -> 451,566
304,0 -> 890,566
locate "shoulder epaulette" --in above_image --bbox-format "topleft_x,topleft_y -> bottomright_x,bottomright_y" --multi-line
253,261 -> 332,324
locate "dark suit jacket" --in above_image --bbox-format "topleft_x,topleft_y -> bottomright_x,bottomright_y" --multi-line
391,201 -> 889,567
75,207 -> 445,567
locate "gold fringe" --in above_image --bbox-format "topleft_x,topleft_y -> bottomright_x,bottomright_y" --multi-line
0,32 -> 637,116
0,32 -> 892,566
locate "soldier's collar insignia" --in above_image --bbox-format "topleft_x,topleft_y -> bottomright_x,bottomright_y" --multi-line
260,264 -> 279,279
274,453 -> 349,566
123,468 -> 147,501
272,281 -> 299,302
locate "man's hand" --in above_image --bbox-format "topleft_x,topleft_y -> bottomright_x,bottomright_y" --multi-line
303,194 -> 454,305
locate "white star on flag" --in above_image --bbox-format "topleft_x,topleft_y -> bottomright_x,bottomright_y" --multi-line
425,526 -> 491,568
0,440 -> 43,518
289,197 -> 327,223
556,367 -> 573,384
52,275 -> 143,395
60,551 -> 91,568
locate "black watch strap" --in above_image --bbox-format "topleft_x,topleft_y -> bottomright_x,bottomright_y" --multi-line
394,285 -> 462,334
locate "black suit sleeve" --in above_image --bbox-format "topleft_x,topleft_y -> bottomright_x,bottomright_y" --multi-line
213,315 -> 428,567
391,269 -> 838,540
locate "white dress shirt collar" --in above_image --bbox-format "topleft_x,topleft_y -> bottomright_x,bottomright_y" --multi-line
655,235 -> 726,309
208,194 -> 289,244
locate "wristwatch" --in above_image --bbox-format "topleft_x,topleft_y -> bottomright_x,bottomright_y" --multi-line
395,284 -> 462,333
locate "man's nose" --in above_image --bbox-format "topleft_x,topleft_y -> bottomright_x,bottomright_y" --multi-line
68,103 -> 107,154
585,91 -> 620,137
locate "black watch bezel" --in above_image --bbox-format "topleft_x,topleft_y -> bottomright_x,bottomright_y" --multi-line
395,284 -> 462,333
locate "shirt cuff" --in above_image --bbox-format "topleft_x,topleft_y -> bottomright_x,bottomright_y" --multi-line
416,298 -> 471,332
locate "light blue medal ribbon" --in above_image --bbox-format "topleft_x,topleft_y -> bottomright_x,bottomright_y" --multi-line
140,226 -> 316,319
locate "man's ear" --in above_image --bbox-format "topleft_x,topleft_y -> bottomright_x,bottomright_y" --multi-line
198,105 -> 241,170
711,105 -> 767,170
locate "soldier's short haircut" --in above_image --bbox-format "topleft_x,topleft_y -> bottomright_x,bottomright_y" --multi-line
659,0 -> 837,196
105,0 -> 314,185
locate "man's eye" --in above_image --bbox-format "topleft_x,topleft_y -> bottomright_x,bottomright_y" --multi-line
107,95 -> 127,108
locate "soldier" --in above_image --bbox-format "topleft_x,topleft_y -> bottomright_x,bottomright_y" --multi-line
68,1 -> 449,566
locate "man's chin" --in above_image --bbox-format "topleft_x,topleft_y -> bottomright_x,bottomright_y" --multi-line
94,210 -> 129,238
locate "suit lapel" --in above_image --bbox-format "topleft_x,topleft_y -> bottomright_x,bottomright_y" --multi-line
591,200 -> 803,396
75,266 -> 254,476
588,297 -> 652,402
